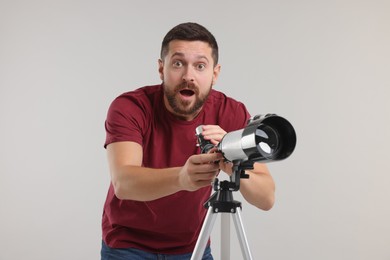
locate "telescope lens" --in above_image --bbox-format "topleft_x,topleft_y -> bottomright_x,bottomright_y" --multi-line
255,125 -> 279,158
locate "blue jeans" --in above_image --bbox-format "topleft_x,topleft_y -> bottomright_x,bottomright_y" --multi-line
101,241 -> 213,260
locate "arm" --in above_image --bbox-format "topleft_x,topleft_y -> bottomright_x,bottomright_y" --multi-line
200,125 -> 276,211
239,163 -> 275,211
107,141 -> 223,201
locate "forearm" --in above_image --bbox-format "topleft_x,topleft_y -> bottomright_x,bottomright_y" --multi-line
239,163 -> 275,211
107,141 -> 222,201
111,165 -> 182,201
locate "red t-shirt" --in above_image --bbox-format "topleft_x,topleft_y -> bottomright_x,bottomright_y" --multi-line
102,84 -> 250,254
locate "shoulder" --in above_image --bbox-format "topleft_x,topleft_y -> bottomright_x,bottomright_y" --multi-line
208,89 -> 244,104
205,89 -> 250,130
116,85 -> 161,104
108,85 -> 161,112
106,84 -> 162,128
207,89 -> 248,114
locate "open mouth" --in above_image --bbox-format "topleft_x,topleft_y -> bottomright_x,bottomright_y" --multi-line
179,89 -> 195,97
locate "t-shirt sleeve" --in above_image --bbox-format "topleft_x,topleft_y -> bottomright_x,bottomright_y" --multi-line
104,95 -> 147,148
220,98 -> 251,132
235,101 -> 251,128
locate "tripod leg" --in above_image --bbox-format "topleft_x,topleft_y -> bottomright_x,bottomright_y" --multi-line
221,213 -> 231,260
232,209 -> 253,260
191,207 -> 218,260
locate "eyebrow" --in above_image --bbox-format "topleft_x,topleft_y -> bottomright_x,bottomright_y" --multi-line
171,52 -> 210,62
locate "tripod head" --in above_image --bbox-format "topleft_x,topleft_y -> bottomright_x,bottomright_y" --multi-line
206,159 -> 254,213
225,160 -> 253,192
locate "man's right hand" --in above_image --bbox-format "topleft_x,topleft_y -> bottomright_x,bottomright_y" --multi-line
179,152 -> 224,191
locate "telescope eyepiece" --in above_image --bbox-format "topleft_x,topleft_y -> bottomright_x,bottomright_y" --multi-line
195,125 -> 216,154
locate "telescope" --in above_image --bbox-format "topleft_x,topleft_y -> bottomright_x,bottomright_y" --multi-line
196,114 -> 296,187
191,114 -> 297,260
192,114 -> 296,260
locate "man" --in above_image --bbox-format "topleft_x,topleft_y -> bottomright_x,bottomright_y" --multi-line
101,22 -> 275,260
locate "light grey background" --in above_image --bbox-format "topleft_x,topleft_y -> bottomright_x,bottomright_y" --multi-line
1,0 -> 389,259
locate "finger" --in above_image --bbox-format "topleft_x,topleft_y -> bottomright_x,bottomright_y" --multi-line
190,163 -> 220,175
219,161 -> 233,175
190,153 -> 223,164
200,126 -> 226,138
207,147 -> 219,154
201,133 -> 227,145
194,171 -> 218,181
195,180 -> 215,188
201,125 -> 222,131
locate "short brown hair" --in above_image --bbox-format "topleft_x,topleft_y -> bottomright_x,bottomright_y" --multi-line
160,22 -> 219,66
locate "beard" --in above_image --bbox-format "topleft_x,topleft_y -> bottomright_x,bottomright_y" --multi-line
163,81 -> 212,117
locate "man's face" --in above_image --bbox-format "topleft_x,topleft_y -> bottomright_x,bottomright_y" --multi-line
159,40 -> 220,120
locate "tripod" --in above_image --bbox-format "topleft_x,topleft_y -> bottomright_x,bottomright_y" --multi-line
190,162 -> 254,260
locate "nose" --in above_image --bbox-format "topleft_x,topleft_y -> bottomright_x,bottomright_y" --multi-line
182,66 -> 195,82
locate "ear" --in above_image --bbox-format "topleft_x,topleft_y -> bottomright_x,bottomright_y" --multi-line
158,59 -> 164,81
212,64 -> 221,85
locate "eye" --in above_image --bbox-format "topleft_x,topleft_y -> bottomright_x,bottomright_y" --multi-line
173,60 -> 183,68
196,63 -> 206,71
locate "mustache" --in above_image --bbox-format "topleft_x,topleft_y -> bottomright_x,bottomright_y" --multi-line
175,82 -> 199,93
